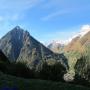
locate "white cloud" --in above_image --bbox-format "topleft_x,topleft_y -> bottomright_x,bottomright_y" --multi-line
41,5 -> 90,21
46,24 -> 90,45
41,10 -> 70,21
67,24 -> 90,41
81,25 -> 90,32
76,25 -> 90,37
41,0 -> 90,21
0,0 -> 43,22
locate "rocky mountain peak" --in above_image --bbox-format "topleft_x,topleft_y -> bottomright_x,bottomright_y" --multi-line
0,26 -> 31,61
14,26 -> 21,30
0,26 -> 67,69
10,26 -> 24,34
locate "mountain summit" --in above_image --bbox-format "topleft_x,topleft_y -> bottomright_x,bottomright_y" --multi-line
47,40 -> 64,53
0,26 -> 27,61
0,26 -> 68,69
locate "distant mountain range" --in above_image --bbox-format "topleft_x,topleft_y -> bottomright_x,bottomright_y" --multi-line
0,26 -> 68,70
47,40 -> 64,53
48,25 -> 90,54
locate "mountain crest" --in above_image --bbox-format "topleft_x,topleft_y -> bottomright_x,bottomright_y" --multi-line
11,26 -> 24,33
0,26 -> 67,69
14,26 -> 21,30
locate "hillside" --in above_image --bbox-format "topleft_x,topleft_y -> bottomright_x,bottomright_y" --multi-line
64,29 -> 90,82
75,45 -> 90,82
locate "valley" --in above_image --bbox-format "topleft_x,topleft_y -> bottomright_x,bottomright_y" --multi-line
0,26 -> 90,90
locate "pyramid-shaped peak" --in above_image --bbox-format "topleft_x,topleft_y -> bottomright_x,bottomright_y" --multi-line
14,26 -> 21,30
11,26 -> 25,34
12,26 -> 28,33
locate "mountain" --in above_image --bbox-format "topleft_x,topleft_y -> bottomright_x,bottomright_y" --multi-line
47,25 -> 90,54
0,26 -> 24,62
0,26 -> 68,69
64,25 -> 90,53
64,36 -> 82,52
47,40 -> 64,53
64,25 -> 90,82
74,32 -> 90,82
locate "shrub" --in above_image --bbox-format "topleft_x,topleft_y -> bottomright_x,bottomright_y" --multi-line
39,62 -> 66,81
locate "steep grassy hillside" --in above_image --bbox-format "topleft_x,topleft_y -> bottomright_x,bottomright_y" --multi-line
75,46 -> 90,82
64,31 -> 90,81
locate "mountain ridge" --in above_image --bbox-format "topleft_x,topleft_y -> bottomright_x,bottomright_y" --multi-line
0,26 -> 68,70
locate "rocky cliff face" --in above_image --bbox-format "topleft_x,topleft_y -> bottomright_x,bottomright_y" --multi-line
0,26 -> 24,61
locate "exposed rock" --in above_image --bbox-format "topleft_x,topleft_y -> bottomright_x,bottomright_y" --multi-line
0,26 -> 68,70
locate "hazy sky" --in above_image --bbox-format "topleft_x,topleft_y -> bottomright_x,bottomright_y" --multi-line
0,0 -> 90,44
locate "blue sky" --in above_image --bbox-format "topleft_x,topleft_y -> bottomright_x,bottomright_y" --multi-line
0,0 -> 90,44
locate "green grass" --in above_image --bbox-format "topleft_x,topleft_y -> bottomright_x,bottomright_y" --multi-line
0,72 -> 90,90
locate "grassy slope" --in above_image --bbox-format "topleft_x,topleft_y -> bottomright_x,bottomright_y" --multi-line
0,73 -> 90,90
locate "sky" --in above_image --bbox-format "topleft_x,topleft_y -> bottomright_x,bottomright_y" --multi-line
0,0 -> 90,44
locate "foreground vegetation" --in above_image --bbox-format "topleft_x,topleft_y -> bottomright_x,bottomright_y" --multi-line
0,72 -> 90,90
0,49 -> 90,90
